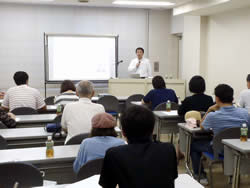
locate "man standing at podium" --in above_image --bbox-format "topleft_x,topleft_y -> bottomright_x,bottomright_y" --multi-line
128,47 -> 152,78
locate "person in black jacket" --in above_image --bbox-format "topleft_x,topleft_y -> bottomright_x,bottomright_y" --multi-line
178,75 -> 214,116
99,106 -> 178,188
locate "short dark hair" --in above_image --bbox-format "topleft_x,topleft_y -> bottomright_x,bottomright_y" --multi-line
136,47 -> 144,54
13,71 -> 29,85
152,75 -> 166,89
189,75 -> 206,94
60,80 -> 76,93
121,106 -> 155,140
90,128 -> 117,137
247,74 -> 250,82
214,84 -> 234,103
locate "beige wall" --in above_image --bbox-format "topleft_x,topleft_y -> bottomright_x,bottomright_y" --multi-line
205,7 -> 250,101
149,10 -> 179,78
179,6 -> 250,101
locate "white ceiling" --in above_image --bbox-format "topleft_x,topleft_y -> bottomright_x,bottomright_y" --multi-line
0,0 -> 193,9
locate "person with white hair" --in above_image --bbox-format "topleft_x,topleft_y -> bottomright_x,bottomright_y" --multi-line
61,80 -> 105,143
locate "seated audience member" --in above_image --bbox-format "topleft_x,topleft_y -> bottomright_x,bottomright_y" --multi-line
0,109 -> 16,128
1,71 -> 46,112
239,74 -> 250,113
0,92 -> 4,99
99,106 -> 178,188
73,112 -> 125,173
54,80 -> 79,105
61,80 -> 105,143
142,75 -> 178,110
178,75 -> 213,116
191,84 -> 250,185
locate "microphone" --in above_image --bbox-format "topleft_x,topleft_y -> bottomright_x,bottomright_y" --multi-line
117,60 -> 123,65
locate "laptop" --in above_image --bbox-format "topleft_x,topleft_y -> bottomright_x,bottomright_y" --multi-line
130,73 -> 140,78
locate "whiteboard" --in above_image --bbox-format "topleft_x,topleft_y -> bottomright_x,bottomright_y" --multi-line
44,34 -> 118,82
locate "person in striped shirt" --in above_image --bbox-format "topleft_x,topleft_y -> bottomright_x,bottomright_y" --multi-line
54,80 -> 79,106
1,71 -> 46,112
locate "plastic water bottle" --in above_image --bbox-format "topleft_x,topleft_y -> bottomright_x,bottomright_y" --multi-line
46,136 -> 54,158
166,100 -> 171,112
240,123 -> 248,142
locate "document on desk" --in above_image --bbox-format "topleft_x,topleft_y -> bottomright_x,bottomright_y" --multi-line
161,110 -> 178,116
66,175 -> 101,188
175,174 -> 204,188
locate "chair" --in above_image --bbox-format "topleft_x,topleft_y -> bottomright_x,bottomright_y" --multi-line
0,162 -> 43,188
0,135 -> 7,149
77,158 -> 104,181
0,121 -> 7,129
97,95 -> 119,116
154,102 -> 179,142
11,107 -> 38,115
66,133 -> 89,145
154,102 -> 179,111
44,96 -> 55,105
125,94 -> 144,109
198,127 -> 243,188
184,110 -> 201,121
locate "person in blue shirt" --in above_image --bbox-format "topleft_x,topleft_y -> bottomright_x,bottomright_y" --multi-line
142,75 -> 178,110
190,84 -> 250,185
73,112 -> 125,174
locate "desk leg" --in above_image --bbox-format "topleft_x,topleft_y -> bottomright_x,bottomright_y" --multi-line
185,133 -> 193,177
156,119 -> 161,141
232,154 -> 241,188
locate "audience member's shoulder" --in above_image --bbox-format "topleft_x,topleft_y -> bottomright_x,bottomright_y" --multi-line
27,86 -> 41,94
240,89 -> 250,96
236,107 -> 249,114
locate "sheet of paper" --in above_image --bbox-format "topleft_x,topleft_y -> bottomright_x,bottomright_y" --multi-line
66,175 -> 101,188
161,110 -> 178,116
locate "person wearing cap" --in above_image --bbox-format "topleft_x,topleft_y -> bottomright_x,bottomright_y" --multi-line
73,112 -> 125,174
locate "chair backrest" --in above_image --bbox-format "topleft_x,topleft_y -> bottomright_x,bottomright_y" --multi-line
0,162 -> 43,188
53,114 -> 62,124
125,94 -> 144,109
97,95 -> 119,113
66,133 -> 89,145
212,127 -> 247,159
184,110 -> 201,121
44,96 -> 55,105
154,102 -> 179,111
77,158 -> 104,181
0,121 -> 7,129
0,135 -> 7,150
11,107 -> 38,115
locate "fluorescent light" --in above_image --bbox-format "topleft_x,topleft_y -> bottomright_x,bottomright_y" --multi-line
113,1 -> 175,6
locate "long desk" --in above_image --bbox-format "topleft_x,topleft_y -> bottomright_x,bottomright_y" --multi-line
178,123 -> 213,176
153,111 -> 183,142
0,127 -> 66,149
222,139 -> 250,188
15,114 -> 57,128
108,78 -> 186,100
36,174 -> 204,188
0,145 -> 80,183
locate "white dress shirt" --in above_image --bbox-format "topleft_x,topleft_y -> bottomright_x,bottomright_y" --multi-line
239,89 -> 250,113
128,57 -> 152,77
61,98 -> 105,143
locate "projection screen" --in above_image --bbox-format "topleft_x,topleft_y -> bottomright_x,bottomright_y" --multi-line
44,34 -> 118,83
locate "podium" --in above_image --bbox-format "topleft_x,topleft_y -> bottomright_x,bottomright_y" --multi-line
108,78 -> 186,100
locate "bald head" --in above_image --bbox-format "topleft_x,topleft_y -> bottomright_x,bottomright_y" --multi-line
76,80 -> 94,98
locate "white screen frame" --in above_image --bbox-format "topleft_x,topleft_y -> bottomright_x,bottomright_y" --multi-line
44,33 -> 118,83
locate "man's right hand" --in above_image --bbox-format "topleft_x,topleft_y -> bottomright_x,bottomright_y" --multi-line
207,104 -> 220,113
